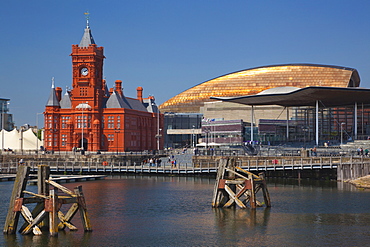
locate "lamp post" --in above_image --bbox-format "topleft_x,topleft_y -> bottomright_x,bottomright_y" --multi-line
20,125 -> 26,155
156,108 -> 160,151
2,102 -> 5,150
115,127 -> 120,155
205,127 -> 210,150
36,113 -> 43,153
192,125 -> 195,148
81,106 -> 84,151
302,126 -> 308,148
152,102 -> 161,151
340,122 -> 345,145
80,102 -> 88,153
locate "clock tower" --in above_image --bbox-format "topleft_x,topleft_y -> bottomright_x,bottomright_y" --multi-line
44,15 -> 163,153
70,16 -> 105,110
68,15 -> 106,151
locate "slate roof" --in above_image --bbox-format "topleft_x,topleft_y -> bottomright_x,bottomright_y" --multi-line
79,25 -> 95,48
46,87 -> 60,107
106,91 -> 131,109
105,91 -> 158,112
126,98 -> 147,111
60,92 -> 71,109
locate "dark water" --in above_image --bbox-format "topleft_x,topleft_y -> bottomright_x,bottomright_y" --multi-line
1,175 -> 370,246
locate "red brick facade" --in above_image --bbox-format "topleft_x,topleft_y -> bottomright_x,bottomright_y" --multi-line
44,23 -> 162,152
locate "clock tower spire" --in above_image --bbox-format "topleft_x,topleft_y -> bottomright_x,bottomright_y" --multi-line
79,11 -> 95,48
70,13 -> 105,110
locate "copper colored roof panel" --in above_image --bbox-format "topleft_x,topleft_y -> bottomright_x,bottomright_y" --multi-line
159,64 -> 360,113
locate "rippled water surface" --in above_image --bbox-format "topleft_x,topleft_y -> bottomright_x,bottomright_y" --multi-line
1,175 -> 369,246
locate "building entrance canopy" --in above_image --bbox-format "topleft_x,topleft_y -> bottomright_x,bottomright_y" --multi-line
211,86 -> 370,107
211,86 -> 370,146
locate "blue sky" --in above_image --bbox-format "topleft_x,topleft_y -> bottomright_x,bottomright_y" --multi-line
1,0 -> 370,127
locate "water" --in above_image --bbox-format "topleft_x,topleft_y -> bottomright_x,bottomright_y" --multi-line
1,175 -> 370,246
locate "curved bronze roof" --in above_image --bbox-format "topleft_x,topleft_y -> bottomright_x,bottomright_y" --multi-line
159,64 -> 360,113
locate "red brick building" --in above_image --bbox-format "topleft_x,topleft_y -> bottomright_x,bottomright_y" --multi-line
44,20 -> 163,152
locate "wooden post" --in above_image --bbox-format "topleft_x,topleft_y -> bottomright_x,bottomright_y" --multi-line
75,186 -> 92,231
212,158 -> 271,209
20,209 -> 47,235
259,173 -> 271,207
39,166 -> 50,187
20,206 -> 42,235
228,158 -> 236,180
38,165 -> 50,229
212,158 -> 228,207
49,188 -> 58,236
3,165 -> 30,234
58,204 -> 79,230
249,173 -> 256,209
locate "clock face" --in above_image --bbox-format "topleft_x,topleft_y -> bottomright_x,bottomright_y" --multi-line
81,67 -> 89,76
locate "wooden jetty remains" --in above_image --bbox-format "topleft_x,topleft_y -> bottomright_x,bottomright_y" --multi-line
28,174 -> 106,185
3,165 -> 92,236
212,158 -> 271,209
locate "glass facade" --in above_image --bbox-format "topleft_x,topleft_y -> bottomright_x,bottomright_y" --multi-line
0,99 -> 13,130
200,119 -> 254,146
257,105 -> 370,146
164,113 -> 202,148
160,64 -> 359,113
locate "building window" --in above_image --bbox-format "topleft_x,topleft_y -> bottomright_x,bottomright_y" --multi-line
77,115 -> 88,128
108,134 -> 114,142
62,134 -> 67,146
80,87 -> 88,96
108,116 -> 114,129
61,116 -> 70,129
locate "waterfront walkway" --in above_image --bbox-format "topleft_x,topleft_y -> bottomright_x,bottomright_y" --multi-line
0,156 -> 369,180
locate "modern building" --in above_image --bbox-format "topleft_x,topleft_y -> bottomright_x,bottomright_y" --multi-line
212,86 -> 370,146
0,98 -> 14,131
160,64 -> 368,146
199,119 -> 257,147
44,18 -> 163,152
160,64 -> 359,114
164,113 -> 202,148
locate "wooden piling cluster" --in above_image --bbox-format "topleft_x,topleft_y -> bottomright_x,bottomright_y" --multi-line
3,165 -> 92,236
212,158 -> 271,209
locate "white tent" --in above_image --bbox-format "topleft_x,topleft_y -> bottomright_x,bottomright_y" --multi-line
0,128 -> 43,151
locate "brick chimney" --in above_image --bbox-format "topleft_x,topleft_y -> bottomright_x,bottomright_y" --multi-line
56,87 -> 62,101
115,80 -> 123,97
137,87 -> 143,102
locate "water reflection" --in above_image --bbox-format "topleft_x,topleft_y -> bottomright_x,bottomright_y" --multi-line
1,175 -> 370,246
214,208 -> 271,228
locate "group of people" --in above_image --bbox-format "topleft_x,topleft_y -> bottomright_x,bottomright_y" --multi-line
143,158 -> 162,167
168,155 -> 177,168
356,147 -> 369,156
310,147 -> 317,156
142,157 -> 178,168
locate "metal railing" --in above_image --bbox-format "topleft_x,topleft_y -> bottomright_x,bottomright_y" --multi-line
0,156 -> 369,175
